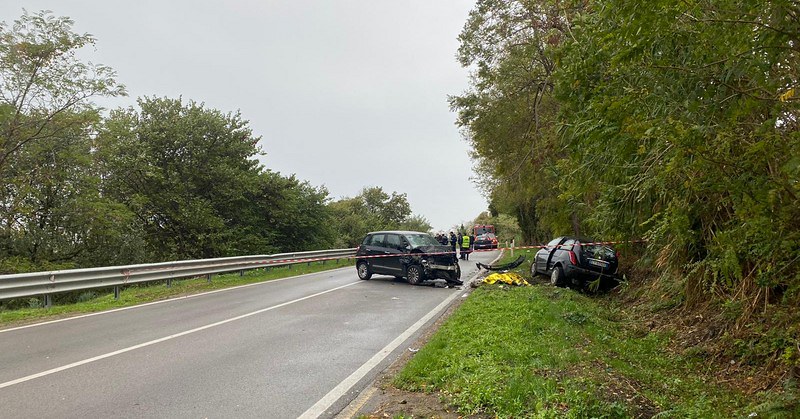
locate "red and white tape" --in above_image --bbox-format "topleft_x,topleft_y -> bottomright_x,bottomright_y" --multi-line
122,240 -> 647,276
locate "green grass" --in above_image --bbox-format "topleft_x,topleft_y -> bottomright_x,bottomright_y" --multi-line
0,259 -> 351,327
393,251 -> 769,418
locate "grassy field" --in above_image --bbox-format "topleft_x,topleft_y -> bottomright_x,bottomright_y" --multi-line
0,259 -> 352,327
393,252 -> 784,418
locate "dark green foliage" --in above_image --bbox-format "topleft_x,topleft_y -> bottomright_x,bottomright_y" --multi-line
328,186 -> 418,247
97,97 -> 336,260
453,0 -> 800,377
97,97 -> 265,259
0,10 -> 135,272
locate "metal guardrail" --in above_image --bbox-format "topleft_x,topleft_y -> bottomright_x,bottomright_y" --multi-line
0,248 -> 357,303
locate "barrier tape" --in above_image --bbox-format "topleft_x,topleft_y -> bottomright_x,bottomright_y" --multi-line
122,240 -> 647,276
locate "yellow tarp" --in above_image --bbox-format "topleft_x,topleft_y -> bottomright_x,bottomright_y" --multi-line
482,272 -> 530,286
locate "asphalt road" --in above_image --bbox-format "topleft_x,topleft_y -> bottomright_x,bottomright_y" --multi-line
0,250 -> 499,418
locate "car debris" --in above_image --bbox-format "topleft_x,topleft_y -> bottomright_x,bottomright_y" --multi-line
476,255 -> 526,272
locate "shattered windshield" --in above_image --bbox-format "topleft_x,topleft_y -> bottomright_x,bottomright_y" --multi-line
406,233 -> 441,247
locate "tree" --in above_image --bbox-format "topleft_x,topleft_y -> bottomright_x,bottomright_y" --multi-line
398,214 -> 432,233
451,0 -> 589,242
98,97 -> 264,260
328,187 -> 415,247
0,10 -> 129,272
251,171 -> 334,252
0,10 -> 125,176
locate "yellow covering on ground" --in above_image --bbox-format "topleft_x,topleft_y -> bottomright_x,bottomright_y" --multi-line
482,272 -> 530,286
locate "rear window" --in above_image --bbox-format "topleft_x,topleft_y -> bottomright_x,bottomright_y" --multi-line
582,244 -> 615,259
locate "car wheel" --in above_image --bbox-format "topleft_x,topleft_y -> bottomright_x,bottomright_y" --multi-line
550,266 -> 564,287
530,260 -> 538,277
357,261 -> 372,280
407,265 -> 423,285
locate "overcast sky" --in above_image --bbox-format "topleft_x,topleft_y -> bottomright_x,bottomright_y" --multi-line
1,0 -> 486,232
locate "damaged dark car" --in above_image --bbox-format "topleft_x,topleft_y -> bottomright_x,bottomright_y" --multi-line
531,236 -> 619,288
355,231 -> 462,286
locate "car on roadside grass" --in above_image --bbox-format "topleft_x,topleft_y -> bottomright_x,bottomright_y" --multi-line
473,232 -> 499,250
531,236 -> 619,287
355,231 -> 462,286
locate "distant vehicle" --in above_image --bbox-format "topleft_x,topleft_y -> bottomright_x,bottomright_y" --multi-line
473,232 -> 499,250
355,231 -> 462,286
473,224 -> 495,237
531,236 -> 619,287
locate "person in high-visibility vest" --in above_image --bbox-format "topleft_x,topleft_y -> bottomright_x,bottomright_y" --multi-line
459,232 -> 473,260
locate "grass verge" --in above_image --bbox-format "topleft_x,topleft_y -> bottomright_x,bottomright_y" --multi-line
0,259 -> 351,327
392,252 -> 783,418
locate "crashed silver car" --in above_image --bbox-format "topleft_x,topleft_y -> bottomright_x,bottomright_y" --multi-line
355,231 -> 462,285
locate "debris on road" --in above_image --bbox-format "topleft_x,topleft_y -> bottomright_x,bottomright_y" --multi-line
476,255 -> 526,272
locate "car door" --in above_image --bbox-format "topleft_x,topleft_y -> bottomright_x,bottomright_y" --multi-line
382,233 -> 406,274
366,233 -> 389,274
541,237 -> 566,272
551,238 -> 575,269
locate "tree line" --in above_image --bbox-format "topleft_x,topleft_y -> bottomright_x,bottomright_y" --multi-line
453,0 -> 798,373
0,11 -> 431,274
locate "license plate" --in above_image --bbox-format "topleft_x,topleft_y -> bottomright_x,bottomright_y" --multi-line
588,259 -> 609,268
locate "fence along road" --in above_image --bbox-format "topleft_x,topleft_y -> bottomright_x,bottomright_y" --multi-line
0,249 -> 358,305
0,250 -> 500,418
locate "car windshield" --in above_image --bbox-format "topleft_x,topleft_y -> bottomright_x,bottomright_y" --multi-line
405,233 -> 441,247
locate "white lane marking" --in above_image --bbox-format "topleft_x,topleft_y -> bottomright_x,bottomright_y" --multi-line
0,267 -> 350,334
299,270 -> 483,419
0,281 -> 360,390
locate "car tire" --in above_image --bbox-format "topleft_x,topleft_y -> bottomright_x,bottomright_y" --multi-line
530,260 -> 538,277
407,265 -> 423,285
357,261 -> 372,280
550,266 -> 564,287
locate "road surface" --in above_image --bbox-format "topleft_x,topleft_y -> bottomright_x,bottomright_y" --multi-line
0,250 -> 500,418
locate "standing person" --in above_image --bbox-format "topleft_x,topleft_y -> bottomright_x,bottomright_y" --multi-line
449,231 -> 457,252
460,231 -> 472,260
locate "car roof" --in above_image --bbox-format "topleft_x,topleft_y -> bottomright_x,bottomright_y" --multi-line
556,236 -> 599,243
366,230 -> 430,235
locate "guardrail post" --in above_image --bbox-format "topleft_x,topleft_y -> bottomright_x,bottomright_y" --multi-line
166,278 -> 172,288
43,294 -> 52,308
511,239 -> 515,257
114,286 -> 120,300
207,274 -> 212,283
239,270 -> 244,277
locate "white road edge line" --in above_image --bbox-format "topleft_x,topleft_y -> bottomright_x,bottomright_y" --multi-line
0,281 -> 360,390
299,273 -> 482,419
0,267 -> 350,334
